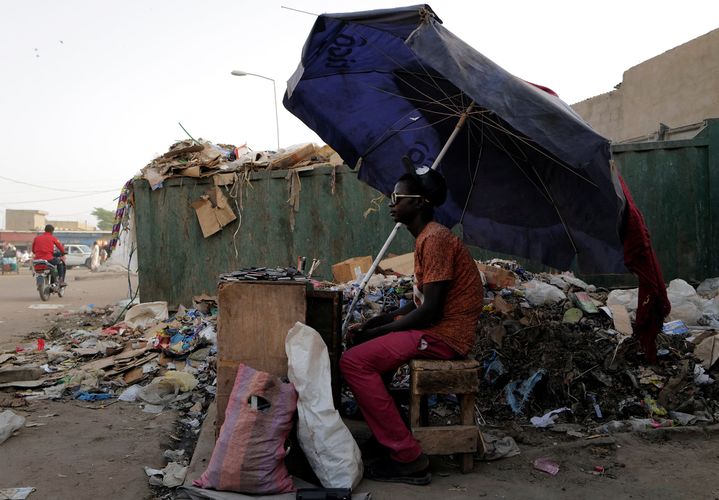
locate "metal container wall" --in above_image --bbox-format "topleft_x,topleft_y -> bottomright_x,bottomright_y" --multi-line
133,165 -> 415,306
610,119 -> 719,283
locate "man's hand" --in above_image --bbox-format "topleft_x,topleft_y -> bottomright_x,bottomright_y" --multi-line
360,313 -> 393,331
347,313 -> 393,346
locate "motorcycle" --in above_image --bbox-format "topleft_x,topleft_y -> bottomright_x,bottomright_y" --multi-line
32,255 -> 66,301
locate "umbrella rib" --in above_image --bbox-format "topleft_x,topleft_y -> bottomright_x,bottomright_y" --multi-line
361,34 -> 463,115
366,83 -> 466,117
476,117 -> 579,251
478,113 -> 599,188
531,168 -> 580,254
479,118 -> 555,206
360,114 -> 458,159
458,118 -> 484,225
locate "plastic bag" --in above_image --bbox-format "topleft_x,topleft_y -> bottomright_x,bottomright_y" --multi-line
0,410 -> 26,445
607,288 -> 639,314
194,364 -> 296,494
286,322 -> 363,489
521,280 -> 566,306
137,374 -> 194,406
124,301 -> 169,329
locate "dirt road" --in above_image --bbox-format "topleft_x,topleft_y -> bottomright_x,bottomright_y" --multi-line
0,268 -> 164,500
2,269 -> 719,499
0,267 -> 137,350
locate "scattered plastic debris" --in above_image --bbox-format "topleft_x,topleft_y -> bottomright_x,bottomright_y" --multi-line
533,457 -> 560,476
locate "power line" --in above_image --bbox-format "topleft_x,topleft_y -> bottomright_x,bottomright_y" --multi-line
0,174 -> 118,194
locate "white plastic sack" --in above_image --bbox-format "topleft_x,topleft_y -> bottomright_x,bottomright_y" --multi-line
667,279 -> 700,304
0,410 -> 26,445
667,279 -> 703,324
125,301 -> 169,329
285,322 -> 362,489
668,302 -> 702,325
522,280 -> 566,306
697,277 -> 719,298
607,288 -> 639,315
118,384 -> 143,402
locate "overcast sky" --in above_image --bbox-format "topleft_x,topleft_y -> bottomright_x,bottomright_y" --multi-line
1,0 -> 716,229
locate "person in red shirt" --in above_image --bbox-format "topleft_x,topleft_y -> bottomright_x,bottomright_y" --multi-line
32,225 -> 67,284
340,167 -> 483,485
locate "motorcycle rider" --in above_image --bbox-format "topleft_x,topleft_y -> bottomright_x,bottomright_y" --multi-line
31,224 -> 67,285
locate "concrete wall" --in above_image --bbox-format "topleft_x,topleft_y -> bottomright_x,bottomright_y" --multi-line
5,209 -> 47,231
572,28 -> 719,142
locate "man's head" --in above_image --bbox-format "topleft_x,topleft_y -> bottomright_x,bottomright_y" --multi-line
389,168 -> 447,224
44,224 -> 54,233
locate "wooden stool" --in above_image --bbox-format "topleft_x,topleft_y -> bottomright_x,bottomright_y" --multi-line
409,359 -> 480,473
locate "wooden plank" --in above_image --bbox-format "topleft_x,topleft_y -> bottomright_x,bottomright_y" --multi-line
81,346 -> 150,373
122,366 -> 146,385
412,426 -> 478,455
410,359 -> 480,371
412,369 -> 479,395
216,281 -> 307,432
409,394 -> 421,429
460,393 -> 475,426
105,352 -> 158,377
0,379 -> 45,388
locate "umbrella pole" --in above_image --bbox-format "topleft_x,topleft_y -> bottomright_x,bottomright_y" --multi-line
429,102 -> 474,170
341,221 -> 402,335
341,103 -> 475,337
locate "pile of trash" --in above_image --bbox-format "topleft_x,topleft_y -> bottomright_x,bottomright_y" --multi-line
0,297 -> 218,480
337,273 -> 415,326
218,266 -> 309,283
141,139 -> 343,189
333,256 -> 719,432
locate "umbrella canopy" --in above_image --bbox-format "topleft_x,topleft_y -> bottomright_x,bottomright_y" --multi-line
284,4 -> 627,273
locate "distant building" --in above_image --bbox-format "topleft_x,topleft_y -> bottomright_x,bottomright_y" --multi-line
5,209 -> 48,231
572,28 -> 719,142
0,230 -> 111,252
3,210 -> 97,232
46,219 -> 97,231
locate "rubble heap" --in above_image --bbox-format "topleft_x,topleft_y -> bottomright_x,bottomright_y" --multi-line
141,140 -> 343,189
0,298 -> 219,490
335,260 -> 719,431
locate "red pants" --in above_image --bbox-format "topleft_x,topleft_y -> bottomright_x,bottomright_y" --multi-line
340,330 -> 458,463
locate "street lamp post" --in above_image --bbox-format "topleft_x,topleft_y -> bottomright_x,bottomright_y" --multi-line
231,70 -> 280,151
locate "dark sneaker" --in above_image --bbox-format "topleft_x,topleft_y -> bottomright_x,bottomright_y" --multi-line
364,454 -> 431,485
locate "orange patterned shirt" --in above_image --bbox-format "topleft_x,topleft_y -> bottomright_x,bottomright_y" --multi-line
413,222 -> 483,355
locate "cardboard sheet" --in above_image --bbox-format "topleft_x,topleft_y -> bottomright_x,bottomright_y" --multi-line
191,187 -> 237,238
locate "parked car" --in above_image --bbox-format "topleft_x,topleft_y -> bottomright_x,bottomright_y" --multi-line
64,244 -> 92,268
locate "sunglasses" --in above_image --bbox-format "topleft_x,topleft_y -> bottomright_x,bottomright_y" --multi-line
390,192 -> 427,204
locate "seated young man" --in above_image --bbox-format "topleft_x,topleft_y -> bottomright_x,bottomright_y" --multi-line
340,167 -> 483,485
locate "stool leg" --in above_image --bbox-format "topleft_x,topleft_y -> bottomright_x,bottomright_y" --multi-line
460,393 -> 475,426
460,453 -> 474,473
460,393 -> 476,473
409,392 -> 421,429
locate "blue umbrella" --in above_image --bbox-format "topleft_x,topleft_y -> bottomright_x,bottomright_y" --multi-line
284,5 -> 627,326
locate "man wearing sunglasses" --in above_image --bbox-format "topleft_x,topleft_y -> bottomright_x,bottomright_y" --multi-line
340,167 -> 483,485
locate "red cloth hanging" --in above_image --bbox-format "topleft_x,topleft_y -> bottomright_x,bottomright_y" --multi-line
618,174 -> 671,363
